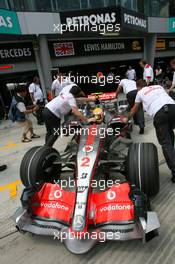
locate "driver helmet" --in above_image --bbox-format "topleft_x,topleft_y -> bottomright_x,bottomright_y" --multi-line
93,108 -> 104,124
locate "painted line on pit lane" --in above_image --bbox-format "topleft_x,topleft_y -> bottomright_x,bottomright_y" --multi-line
0,140 -> 17,151
0,180 -> 22,198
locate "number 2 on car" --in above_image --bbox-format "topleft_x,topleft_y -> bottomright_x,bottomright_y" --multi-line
81,157 -> 90,167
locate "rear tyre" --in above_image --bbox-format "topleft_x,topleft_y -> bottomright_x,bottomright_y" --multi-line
20,146 -> 61,188
127,143 -> 159,197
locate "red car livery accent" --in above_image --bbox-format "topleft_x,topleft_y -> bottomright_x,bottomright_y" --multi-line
91,183 -> 134,224
30,182 -> 134,225
30,184 -> 75,224
88,92 -> 116,101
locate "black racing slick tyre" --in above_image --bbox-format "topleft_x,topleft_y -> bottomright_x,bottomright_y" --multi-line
20,146 -> 61,188
127,143 -> 159,197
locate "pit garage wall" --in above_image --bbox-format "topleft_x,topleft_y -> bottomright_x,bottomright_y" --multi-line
0,35 -> 174,89
0,38 -> 48,98
15,7 -> 148,92
0,61 -> 37,74
48,37 -> 145,68
51,52 -> 144,68
1,11 -> 175,97
1,9 -> 175,94
155,37 -> 175,59
0,36 -> 145,88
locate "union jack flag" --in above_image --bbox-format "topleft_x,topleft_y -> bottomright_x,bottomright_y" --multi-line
54,42 -> 75,57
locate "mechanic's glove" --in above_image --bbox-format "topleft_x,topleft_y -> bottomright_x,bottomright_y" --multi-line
87,117 -> 97,123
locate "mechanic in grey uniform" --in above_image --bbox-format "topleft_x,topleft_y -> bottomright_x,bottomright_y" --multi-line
128,79 -> 175,183
43,85 -> 96,146
116,78 -> 145,134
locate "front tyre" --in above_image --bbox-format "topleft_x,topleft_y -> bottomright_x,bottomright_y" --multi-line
20,146 -> 61,188
127,143 -> 159,197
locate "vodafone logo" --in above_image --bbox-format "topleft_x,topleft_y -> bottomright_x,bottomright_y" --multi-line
100,204 -> 134,212
49,189 -> 62,200
41,202 -> 68,211
54,190 -> 62,199
107,191 -> 116,200
83,145 -> 93,153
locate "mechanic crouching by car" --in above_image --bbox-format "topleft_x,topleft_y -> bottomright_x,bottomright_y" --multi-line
43,85 -> 96,147
116,78 -> 145,134
128,79 -> 175,183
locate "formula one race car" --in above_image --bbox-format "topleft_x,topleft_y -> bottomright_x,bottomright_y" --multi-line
13,99 -> 160,254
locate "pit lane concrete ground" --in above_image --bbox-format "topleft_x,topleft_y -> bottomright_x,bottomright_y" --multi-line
0,111 -> 175,264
